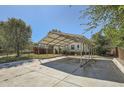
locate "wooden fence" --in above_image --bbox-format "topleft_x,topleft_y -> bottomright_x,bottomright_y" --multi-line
33,47 -> 53,54
118,47 -> 124,61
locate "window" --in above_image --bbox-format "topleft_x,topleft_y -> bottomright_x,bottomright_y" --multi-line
71,45 -> 75,50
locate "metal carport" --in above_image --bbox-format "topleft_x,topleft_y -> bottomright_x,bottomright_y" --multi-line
38,29 -> 95,66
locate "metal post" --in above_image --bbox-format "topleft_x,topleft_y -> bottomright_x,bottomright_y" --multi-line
90,46 -> 92,59
66,45 -> 68,55
88,46 -> 90,59
91,47 -> 93,59
58,46 -> 59,54
59,46 -> 61,55
84,44 -> 87,59
93,48 -> 94,58
46,46 -> 48,54
83,43 -> 84,56
53,46 -> 55,54
80,42 -> 83,64
38,44 -> 40,55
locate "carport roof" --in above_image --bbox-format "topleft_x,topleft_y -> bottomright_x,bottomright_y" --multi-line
39,30 -> 92,47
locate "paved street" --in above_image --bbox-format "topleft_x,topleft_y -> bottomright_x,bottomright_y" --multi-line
0,56 -> 124,87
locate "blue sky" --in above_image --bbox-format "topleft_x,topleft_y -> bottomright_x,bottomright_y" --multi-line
0,5 -> 99,42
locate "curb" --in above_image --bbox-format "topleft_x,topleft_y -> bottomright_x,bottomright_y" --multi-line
113,58 -> 124,74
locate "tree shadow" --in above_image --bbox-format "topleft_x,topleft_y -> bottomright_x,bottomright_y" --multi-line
42,58 -> 124,83
0,59 -> 33,69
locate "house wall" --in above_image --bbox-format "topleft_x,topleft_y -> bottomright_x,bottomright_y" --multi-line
67,42 -> 89,54
36,42 -> 90,55
67,43 -> 89,55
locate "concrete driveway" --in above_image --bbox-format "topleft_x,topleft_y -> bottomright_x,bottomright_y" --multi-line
0,56 -> 124,87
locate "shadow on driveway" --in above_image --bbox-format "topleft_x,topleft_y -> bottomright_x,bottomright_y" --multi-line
0,59 -> 33,69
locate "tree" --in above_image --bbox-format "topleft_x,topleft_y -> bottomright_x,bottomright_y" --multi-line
0,21 -> 11,56
103,26 -> 124,47
92,32 -> 111,55
81,5 -> 124,48
81,6 -> 124,30
0,18 -> 32,57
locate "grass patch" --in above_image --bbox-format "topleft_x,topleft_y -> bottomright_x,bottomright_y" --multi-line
0,56 -> 30,64
26,54 -> 60,59
0,54 -> 61,64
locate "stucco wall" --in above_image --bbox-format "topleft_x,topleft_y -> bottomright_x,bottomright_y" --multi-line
68,43 -> 89,52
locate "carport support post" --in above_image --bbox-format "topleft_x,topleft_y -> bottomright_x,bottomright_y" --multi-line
91,47 -> 93,59
88,45 -> 90,59
46,45 -> 48,54
91,46 -> 94,59
84,44 -> 87,58
53,46 -> 56,54
91,45 -> 94,59
66,45 -> 68,55
93,47 -> 95,56
89,46 -> 91,59
83,44 -> 85,57
80,42 -> 83,64
58,46 -> 60,54
38,44 -> 40,54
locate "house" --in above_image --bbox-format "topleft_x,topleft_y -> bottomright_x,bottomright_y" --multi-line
37,29 -> 92,55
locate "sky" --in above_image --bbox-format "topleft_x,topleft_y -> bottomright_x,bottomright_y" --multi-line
0,5 -> 99,42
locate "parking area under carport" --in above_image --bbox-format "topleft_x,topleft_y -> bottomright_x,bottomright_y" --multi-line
0,56 -> 124,87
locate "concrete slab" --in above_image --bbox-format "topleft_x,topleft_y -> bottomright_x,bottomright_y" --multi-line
0,71 -> 60,87
113,58 -> 124,74
0,56 -> 124,87
22,60 -> 42,70
64,74 -> 124,87
0,66 -> 32,82
54,81 -> 78,87
36,65 -> 69,80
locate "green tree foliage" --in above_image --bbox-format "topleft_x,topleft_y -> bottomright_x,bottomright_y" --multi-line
81,5 -> 124,48
92,32 -> 111,55
82,5 -> 124,30
0,18 -> 32,57
103,26 -> 124,47
0,21 -> 11,55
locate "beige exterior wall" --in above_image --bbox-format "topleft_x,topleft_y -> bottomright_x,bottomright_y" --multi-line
67,42 -> 89,52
